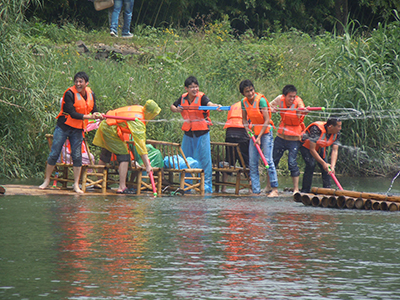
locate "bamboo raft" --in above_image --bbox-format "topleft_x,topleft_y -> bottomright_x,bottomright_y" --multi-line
1,184 -> 292,197
294,187 -> 400,211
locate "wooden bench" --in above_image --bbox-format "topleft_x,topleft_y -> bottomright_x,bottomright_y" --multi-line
141,140 -> 205,195
107,141 -> 163,195
45,134 -> 108,193
210,141 -> 251,194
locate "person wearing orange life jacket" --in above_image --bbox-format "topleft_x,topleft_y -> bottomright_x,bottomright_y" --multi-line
220,101 -> 251,193
39,71 -> 104,194
240,79 -> 279,197
299,117 -> 342,193
270,85 -> 309,194
170,76 -> 222,193
93,100 -> 161,194
224,101 -> 250,168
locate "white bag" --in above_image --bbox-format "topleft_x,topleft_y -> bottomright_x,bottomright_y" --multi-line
94,0 -> 114,11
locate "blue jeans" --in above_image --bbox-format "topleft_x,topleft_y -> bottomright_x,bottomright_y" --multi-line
299,145 -> 331,193
47,126 -> 83,167
273,136 -> 301,177
110,0 -> 134,35
249,131 -> 278,194
181,132 -> 213,193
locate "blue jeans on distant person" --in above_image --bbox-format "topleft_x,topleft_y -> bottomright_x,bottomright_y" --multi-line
110,0 -> 134,35
249,131 -> 278,194
299,145 -> 331,193
273,136 -> 301,177
181,132 -> 213,193
47,126 -> 83,167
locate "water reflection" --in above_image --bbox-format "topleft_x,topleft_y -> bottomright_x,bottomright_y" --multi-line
1,177 -> 400,299
53,198 -> 152,298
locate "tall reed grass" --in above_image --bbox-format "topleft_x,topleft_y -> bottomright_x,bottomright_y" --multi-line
311,18 -> 400,176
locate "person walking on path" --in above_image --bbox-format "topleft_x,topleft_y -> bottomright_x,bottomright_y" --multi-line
39,71 -> 104,194
110,0 -> 134,38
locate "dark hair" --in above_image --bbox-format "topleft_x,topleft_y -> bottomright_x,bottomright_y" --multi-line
282,84 -> 297,96
239,79 -> 254,94
184,76 -> 199,87
326,117 -> 341,127
74,71 -> 89,83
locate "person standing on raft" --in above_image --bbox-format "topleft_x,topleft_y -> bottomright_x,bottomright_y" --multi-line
39,71 -> 104,194
299,117 -> 342,193
270,85 -> 309,194
240,79 -> 279,197
170,76 -> 222,193
92,100 -> 161,194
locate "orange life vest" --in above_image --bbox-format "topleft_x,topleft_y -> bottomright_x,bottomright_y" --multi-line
224,101 -> 244,129
57,86 -> 94,130
180,91 -> 212,131
277,95 -> 305,136
243,93 -> 274,136
301,121 -> 338,158
106,105 -> 145,141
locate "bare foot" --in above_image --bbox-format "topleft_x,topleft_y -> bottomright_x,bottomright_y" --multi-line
39,181 -> 50,190
292,190 -> 300,195
73,185 -> 84,194
267,189 -> 279,197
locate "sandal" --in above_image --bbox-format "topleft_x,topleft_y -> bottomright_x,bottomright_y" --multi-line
170,188 -> 184,196
116,187 -> 137,194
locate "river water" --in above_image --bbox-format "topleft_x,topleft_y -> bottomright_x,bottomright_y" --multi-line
1,176 -> 400,299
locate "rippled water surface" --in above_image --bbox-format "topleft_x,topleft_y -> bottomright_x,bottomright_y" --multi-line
1,177 -> 400,299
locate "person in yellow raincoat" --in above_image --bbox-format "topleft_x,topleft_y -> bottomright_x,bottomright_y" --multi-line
93,100 -> 161,194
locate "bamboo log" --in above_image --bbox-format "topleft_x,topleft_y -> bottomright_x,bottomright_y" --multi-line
321,196 -> 330,208
328,196 -> 337,208
389,202 -> 400,211
371,200 -> 381,210
337,195 -> 346,208
293,192 -> 302,203
301,193 -> 314,206
311,187 -> 400,203
311,195 -> 324,207
345,197 -> 355,209
365,199 -> 372,210
380,201 -> 389,211
354,197 -> 366,209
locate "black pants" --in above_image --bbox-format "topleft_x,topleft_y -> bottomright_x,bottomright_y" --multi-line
225,136 -> 250,168
299,145 -> 331,193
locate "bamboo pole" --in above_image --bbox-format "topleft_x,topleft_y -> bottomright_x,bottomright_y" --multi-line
311,187 -> 400,202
